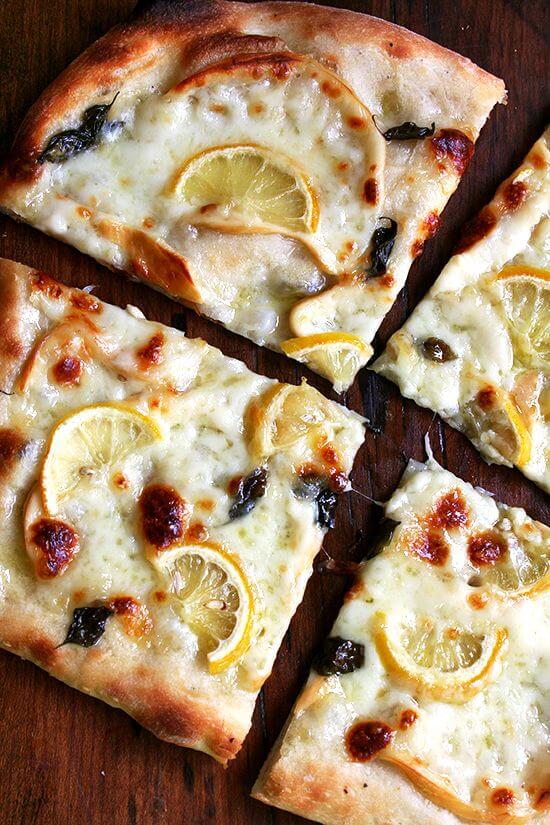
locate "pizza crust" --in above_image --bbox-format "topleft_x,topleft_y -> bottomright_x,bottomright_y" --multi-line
0,259 -> 364,764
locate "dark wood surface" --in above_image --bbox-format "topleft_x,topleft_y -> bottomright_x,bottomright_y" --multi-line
0,1 -> 548,823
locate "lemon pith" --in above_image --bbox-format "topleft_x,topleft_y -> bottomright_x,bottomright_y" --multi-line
161,543 -> 253,673
281,333 -> 373,392
374,611 -> 508,703
493,265 -> 550,369
40,403 -> 162,515
175,144 -> 318,235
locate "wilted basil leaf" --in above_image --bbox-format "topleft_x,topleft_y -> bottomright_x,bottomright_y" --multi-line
382,121 -> 435,141
421,337 -> 457,363
61,606 -> 114,647
364,218 -> 397,278
229,467 -> 268,519
294,474 -> 339,529
313,636 -> 365,676
39,95 -> 120,164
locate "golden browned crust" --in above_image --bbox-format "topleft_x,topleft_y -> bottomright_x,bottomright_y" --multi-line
0,260 -> 42,391
0,605 -> 245,762
0,0 -> 504,194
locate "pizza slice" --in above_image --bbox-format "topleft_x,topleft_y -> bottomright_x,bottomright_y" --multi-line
0,0 -> 505,391
253,459 -> 550,823
374,129 -> 550,492
0,258 -> 364,763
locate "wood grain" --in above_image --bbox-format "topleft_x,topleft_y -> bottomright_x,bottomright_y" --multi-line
0,1 -> 548,823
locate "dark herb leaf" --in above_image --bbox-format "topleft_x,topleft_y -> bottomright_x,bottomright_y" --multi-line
294,474 -> 339,529
229,467 -> 268,519
422,337 -> 457,363
365,218 -> 397,278
39,95 -> 119,164
62,606 -> 114,647
313,636 -> 365,676
382,121 -> 435,141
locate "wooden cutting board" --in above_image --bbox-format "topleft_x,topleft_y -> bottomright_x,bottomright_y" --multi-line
0,1 -> 548,823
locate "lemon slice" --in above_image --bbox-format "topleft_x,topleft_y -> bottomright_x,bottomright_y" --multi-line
249,381 -> 332,460
470,525 -> 550,599
374,611 -> 508,703
494,265 -> 550,368
281,333 -> 373,392
175,144 -> 318,235
161,544 -> 253,673
464,386 -> 531,467
41,403 -> 161,514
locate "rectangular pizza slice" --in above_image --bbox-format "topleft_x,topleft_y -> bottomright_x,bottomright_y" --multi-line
253,458 -> 550,823
374,129 -> 550,492
0,258 -> 364,763
0,0 -> 505,392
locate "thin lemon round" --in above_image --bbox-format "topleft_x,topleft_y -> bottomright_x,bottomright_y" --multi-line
174,144 -> 318,235
250,381 -> 332,460
41,403 -> 161,515
465,386 -> 532,467
281,333 -> 373,392
374,611 -> 508,703
162,544 -> 254,674
494,265 -> 550,369
470,525 -> 550,599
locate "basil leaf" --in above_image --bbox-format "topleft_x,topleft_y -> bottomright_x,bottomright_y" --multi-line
229,467 -> 268,519
313,637 -> 365,676
61,606 -> 114,647
421,337 -> 457,363
365,218 -> 397,278
294,474 -> 339,529
39,95 -> 119,164
382,121 -> 435,141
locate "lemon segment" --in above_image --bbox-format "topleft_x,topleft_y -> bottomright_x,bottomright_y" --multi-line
174,145 -> 318,235
160,544 -> 254,673
249,381 -> 333,461
465,386 -> 532,467
41,403 -> 162,515
492,265 -> 550,369
472,527 -> 550,600
374,611 -> 508,703
281,333 -> 373,392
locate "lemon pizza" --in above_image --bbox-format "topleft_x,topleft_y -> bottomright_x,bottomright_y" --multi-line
0,258 -> 364,762
374,129 -> 550,491
254,458 -> 550,824
0,0 -> 505,391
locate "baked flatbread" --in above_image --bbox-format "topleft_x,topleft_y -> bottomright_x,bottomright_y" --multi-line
254,459 -> 550,823
374,129 -> 550,492
0,0 -> 505,391
0,258 -> 364,763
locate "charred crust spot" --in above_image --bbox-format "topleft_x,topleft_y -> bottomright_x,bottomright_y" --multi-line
31,518 -> 79,578
536,790 -> 550,810
0,428 -> 27,471
455,207 -> 497,254
32,271 -> 63,299
411,239 -> 424,258
491,788 -> 515,807
186,522 -> 209,543
320,443 -> 340,468
502,180 -> 527,211
52,355 -> 83,387
112,472 -> 129,490
108,596 -> 152,637
399,709 -> 418,730
142,216 -> 155,228
346,720 -> 394,761
139,484 -> 188,549
154,590 -> 168,602
329,469 -> 348,492
476,386 -> 497,411
468,531 -> 507,567
428,489 -> 469,530
363,178 -> 378,206
228,475 -> 243,496
423,211 -> 441,238
71,292 -> 101,313
348,116 -> 366,129
76,206 -> 92,220
468,591 -> 489,610
338,161 -> 349,171
530,151 -> 546,170
137,332 -> 165,370
431,129 -> 474,176
343,579 -> 364,603
410,529 -> 449,566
